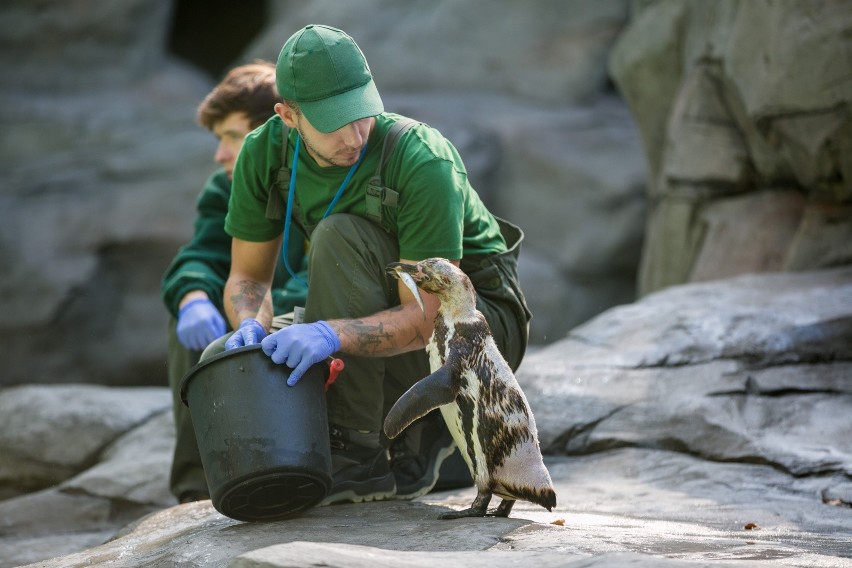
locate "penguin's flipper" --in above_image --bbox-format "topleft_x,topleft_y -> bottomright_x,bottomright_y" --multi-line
383,363 -> 458,440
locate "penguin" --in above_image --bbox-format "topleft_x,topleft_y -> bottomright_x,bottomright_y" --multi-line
385,257 -> 556,519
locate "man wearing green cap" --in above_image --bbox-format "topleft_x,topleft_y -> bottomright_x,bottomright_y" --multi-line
221,24 -> 531,505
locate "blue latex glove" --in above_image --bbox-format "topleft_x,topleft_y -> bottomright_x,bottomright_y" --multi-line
176,298 -> 226,351
224,318 -> 267,350
261,321 -> 340,386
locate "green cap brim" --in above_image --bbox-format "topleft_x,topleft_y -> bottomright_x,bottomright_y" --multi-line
298,78 -> 384,133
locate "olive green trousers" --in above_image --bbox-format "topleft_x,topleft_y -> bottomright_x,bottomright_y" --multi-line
166,318 -> 208,499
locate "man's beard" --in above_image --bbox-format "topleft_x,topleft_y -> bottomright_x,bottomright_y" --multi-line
297,127 -> 360,168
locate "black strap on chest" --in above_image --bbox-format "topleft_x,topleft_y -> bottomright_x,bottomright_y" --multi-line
266,118 -> 418,236
365,117 -> 417,229
265,123 -> 291,221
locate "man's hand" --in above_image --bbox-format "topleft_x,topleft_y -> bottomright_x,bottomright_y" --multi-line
260,321 -> 340,386
225,318 -> 267,350
176,298 -> 226,351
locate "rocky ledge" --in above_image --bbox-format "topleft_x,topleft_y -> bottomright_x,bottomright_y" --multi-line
1,267 -> 850,567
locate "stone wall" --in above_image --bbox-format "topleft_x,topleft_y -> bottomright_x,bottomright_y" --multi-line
609,0 -> 852,295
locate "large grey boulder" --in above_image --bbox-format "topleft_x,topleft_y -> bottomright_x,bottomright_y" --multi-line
0,389 -> 172,567
609,0 -> 852,295
524,267 -> 852,481
0,385 -> 170,498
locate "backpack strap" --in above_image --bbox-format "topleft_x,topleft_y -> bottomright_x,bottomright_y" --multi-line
365,118 -> 418,228
265,124 -> 310,237
265,123 -> 290,221
265,159 -> 289,220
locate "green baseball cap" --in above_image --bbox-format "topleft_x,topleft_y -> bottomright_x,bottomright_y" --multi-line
276,25 -> 384,133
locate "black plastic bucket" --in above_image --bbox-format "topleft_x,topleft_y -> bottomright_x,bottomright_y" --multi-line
180,345 -> 331,522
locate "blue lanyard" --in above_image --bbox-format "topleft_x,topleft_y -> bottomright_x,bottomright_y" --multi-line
282,134 -> 367,285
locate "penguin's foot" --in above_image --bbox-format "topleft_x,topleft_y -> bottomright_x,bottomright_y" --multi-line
489,498 -> 515,517
439,507 -> 486,519
438,489 -> 491,520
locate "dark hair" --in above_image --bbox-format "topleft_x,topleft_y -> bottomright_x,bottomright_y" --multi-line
284,99 -> 301,115
196,60 -> 280,131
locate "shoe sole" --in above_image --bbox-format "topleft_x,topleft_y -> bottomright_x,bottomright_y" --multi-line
319,475 -> 396,506
394,442 -> 457,500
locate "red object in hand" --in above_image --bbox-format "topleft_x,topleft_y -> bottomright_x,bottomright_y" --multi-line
324,358 -> 345,392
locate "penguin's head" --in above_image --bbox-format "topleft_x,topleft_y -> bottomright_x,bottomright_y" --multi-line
386,257 -> 468,312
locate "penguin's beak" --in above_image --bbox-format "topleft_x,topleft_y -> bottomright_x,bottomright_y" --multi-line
386,262 -> 425,313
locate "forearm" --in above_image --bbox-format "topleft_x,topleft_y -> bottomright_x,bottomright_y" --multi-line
326,301 -> 433,358
224,236 -> 282,330
224,277 -> 274,330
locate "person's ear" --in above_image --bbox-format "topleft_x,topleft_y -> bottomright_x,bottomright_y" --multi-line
275,103 -> 298,128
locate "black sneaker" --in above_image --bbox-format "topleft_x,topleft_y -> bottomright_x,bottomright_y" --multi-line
390,410 -> 457,500
321,424 -> 396,506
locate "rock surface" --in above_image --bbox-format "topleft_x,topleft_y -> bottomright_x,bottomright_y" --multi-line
609,0 -> 852,295
0,385 -> 170,497
1,268 -> 850,567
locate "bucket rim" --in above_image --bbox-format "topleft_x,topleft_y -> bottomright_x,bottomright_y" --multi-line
179,344 -> 264,406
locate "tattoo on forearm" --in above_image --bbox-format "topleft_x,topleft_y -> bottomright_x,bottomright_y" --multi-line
230,280 -> 272,322
338,318 -> 427,356
354,321 -> 392,352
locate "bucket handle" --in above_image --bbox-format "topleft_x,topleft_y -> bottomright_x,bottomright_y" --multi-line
324,358 -> 345,392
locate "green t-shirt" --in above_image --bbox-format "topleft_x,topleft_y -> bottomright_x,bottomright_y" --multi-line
225,112 -> 505,260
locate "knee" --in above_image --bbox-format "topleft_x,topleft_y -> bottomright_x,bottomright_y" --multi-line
199,333 -> 230,361
310,214 -> 397,265
310,214 -> 364,259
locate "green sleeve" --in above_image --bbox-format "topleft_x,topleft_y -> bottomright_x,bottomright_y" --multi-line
160,170 -> 233,317
225,118 -> 286,243
389,121 -> 504,259
395,156 -> 466,260
386,122 -> 477,260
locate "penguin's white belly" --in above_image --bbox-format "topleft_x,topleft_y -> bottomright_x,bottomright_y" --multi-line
427,318 -> 542,492
427,317 -> 487,482
438,368 -> 490,485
